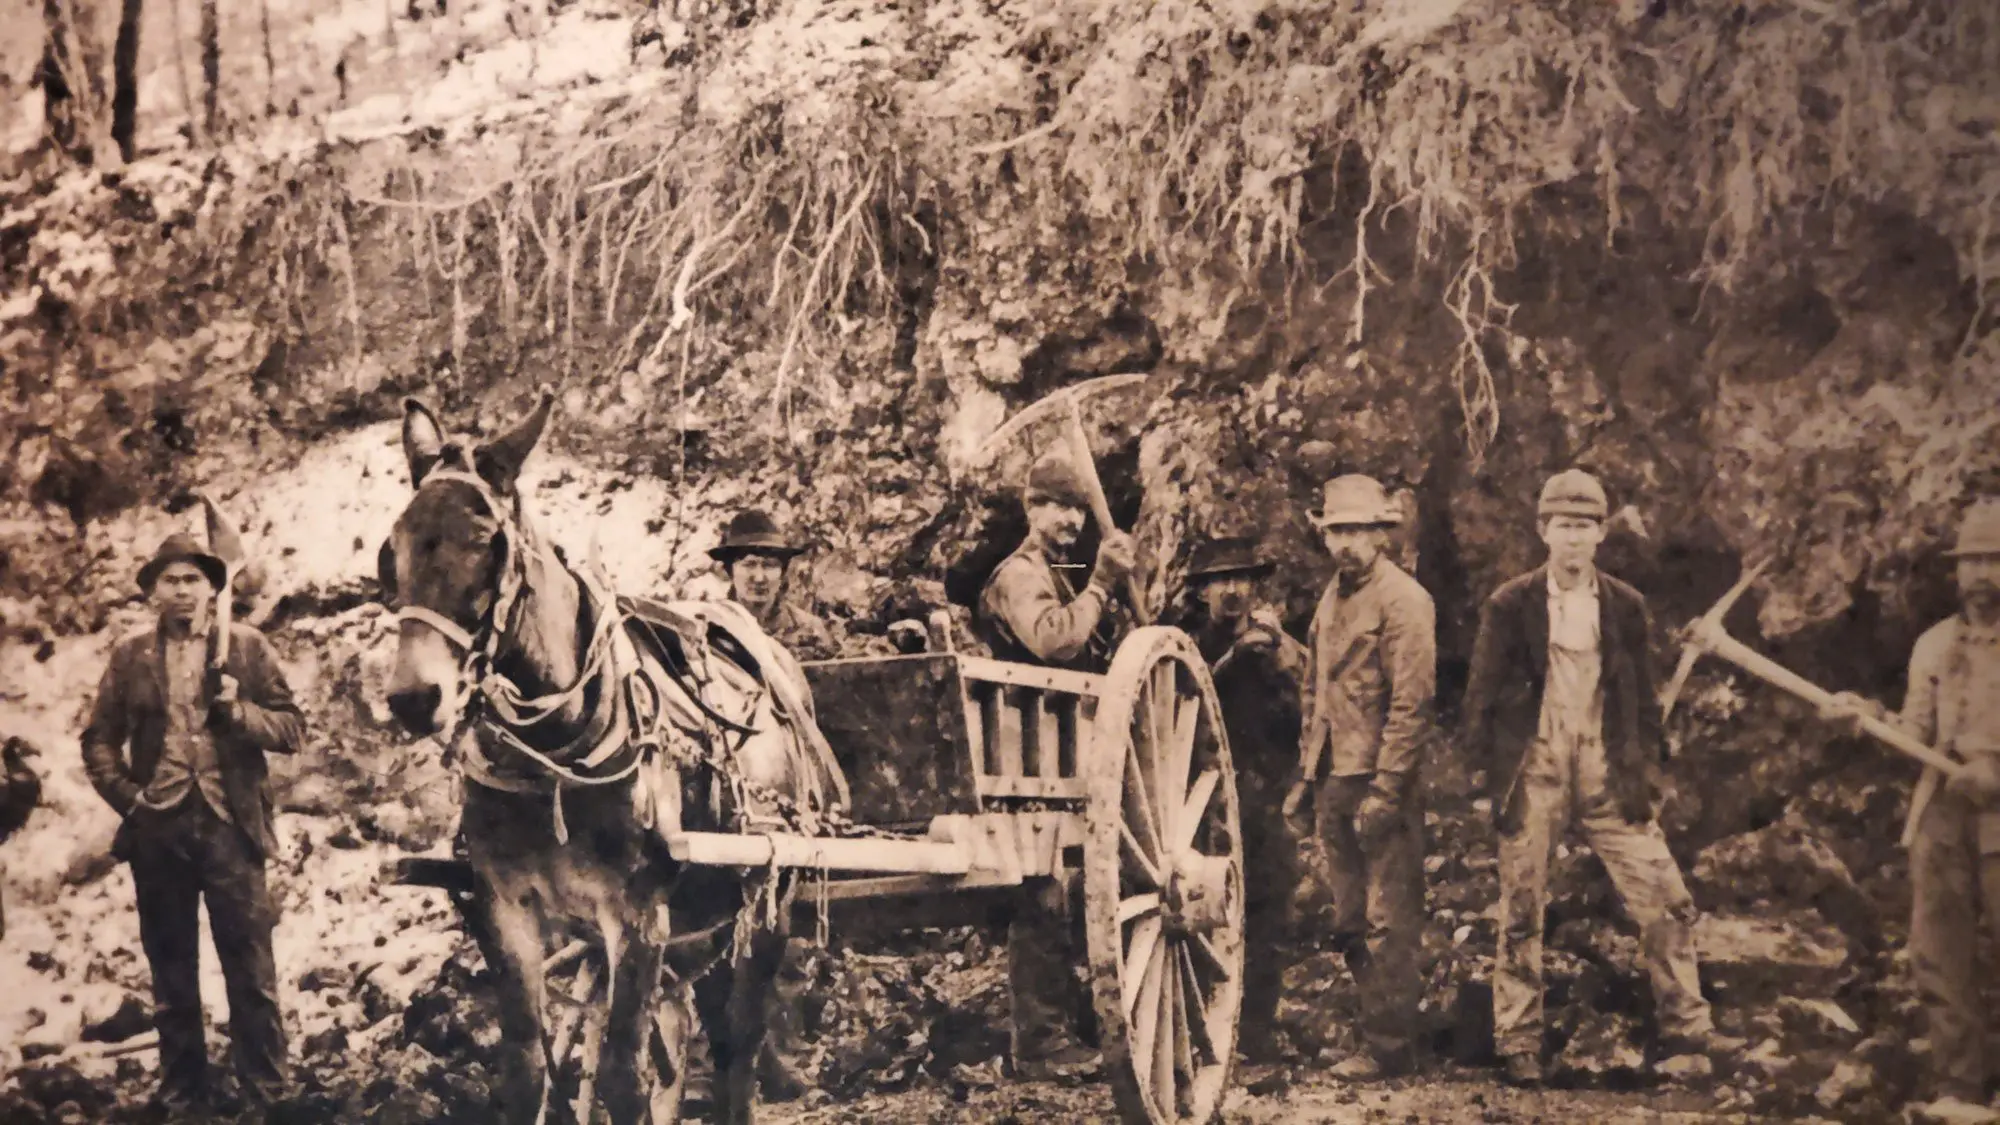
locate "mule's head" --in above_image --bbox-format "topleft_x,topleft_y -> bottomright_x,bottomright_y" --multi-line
381,389 -> 555,736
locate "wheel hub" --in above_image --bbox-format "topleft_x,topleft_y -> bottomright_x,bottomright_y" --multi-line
1161,852 -> 1235,936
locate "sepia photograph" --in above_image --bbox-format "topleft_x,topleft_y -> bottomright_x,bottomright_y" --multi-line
1,0 -> 1998,1122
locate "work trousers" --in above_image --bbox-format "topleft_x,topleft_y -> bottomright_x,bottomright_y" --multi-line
126,798 -> 287,1106
757,935 -> 817,1095
1493,733 -> 1710,1059
1315,773 -> 1424,1064
1008,878 -> 1092,1063
1239,769 -> 1301,1054
1909,787 -> 2000,1102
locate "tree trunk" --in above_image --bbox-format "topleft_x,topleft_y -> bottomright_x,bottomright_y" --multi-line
111,0 -> 143,163
38,0 -> 80,155
165,0 -> 199,141
259,0 -> 276,116
200,0 -> 220,139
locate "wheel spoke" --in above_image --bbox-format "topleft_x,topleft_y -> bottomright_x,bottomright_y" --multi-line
1147,664 -> 1178,825
1118,892 -> 1161,926
1122,915 -> 1163,1018
1178,944 -> 1223,1067
1171,944 -> 1195,1104
1119,822 -> 1163,889
1169,691 -> 1199,819
1129,931 -> 1168,1053
1152,947 -> 1176,1114
1186,931 -> 1233,982
1175,768 -> 1219,853
1124,737 -> 1164,862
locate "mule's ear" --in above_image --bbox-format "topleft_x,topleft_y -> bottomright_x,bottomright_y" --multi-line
474,386 -> 556,492
403,398 -> 446,485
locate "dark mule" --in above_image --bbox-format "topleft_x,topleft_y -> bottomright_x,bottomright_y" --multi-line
379,389 -> 843,1125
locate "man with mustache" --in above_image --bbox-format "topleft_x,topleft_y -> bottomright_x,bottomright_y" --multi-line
1822,497 -> 2000,1123
1280,475 -> 1435,1080
978,450 -> 1140,1078
1181,535 -> 1308,1064
1462,470 -> 1740,1088
713,509 -> 838,662
81,532 -> 304,1119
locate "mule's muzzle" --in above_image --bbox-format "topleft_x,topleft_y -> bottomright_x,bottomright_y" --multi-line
387,684 -> 445,735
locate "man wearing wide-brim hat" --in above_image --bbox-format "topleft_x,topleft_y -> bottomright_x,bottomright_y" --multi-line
1281,474 -> 1436,1080
705,507 -> 836,1101
1182,534 -> 1308,1064
1822,497 -> 2000,1123
81,531 -> 305,1117
1462,470 -> 1741,1088
711,508 -> 838,663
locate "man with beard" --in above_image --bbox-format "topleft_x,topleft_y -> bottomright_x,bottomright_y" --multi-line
712,509 -> 839,662
1823,497 -> 2000,1123
709,508 -> 836,1099
978,450 -> 1139,1077
1280,475 -> 1435,1080
1181,535 -> 1308,1063
1462,470 -> 1740,1088
81,532 -> 304,1119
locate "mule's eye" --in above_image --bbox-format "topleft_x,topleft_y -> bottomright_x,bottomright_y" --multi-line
421,535 -> 442,556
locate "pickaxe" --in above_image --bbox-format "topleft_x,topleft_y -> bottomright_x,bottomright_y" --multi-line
198,491 -> 247,665
972,375 -> 1154,625
1660,561 -> 1965,782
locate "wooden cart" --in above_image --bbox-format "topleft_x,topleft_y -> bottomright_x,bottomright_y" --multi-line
396,625 -> 1245,1125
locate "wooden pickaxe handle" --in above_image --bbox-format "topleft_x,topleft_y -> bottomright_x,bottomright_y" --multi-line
1061,396 -> 1151,626
1688,616 -> 1965,779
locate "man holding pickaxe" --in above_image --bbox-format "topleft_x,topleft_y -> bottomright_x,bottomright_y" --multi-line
977,449 -> 1141,1079
81,529 -> 303,1120
1821,497 -> 2000,1122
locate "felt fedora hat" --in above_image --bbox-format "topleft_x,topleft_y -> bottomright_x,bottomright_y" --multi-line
709,509 -> 807,563
1309,474 -> 1401,529
1187,535 -> 1274,583
138,531 -> 228,592
1946,497 -> 2000,558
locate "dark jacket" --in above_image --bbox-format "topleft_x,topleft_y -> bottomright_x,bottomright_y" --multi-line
81,623 -> 305,859
1194,615 -> 1306,787
1460,567 -> 1665,826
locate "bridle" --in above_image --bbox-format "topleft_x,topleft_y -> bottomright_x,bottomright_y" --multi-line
388,466 -> 649,841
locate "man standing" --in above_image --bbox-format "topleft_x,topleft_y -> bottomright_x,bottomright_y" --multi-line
1461,470 -> 1740,1087
1823,497 -> 2000,1123
1182,535 -> 1308,1063
712,509 -> 839,662
709,507 -> 838,1099
1279,475 -> 1435,1080
81,531 -> 304,1117
979,451 -> 1138,1077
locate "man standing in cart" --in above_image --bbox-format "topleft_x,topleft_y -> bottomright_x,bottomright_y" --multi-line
712,508 -> 839,662
978,450 -> 1141,1078
709,506 -> 840,1099
1280,474 -> 1435,1081
1180,534 -> 1309,1064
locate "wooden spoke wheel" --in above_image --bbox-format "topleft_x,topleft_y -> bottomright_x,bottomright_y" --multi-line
1083,627 -> 1245,1125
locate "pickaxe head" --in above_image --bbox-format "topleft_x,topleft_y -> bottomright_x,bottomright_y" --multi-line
1660,558 -> 1768,721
